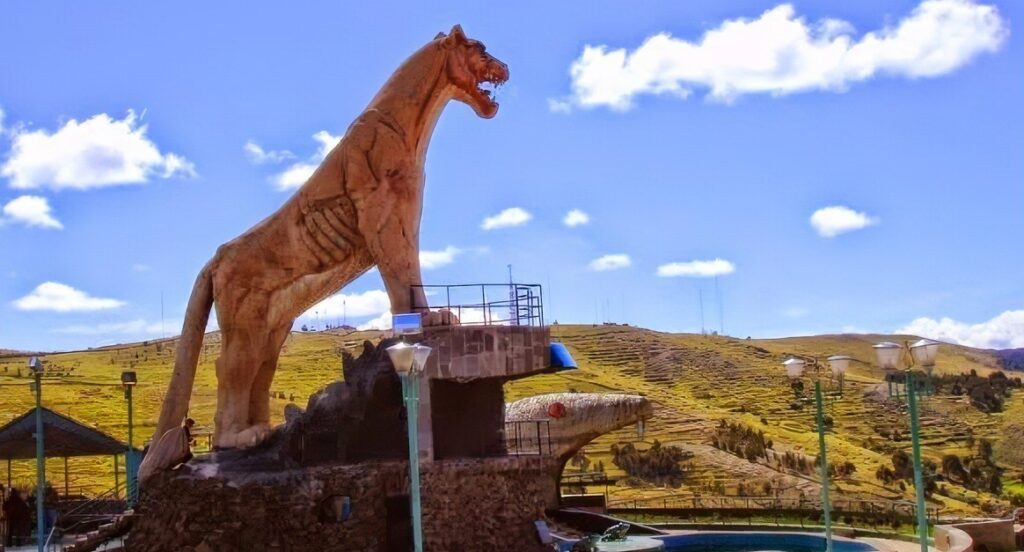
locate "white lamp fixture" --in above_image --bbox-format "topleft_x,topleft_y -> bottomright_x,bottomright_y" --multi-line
386,342 -> 432,375
873,342 -> 902,371
910,339 -> 940,373
386,342 -> 415,374
783,358 -> 806,379
827,355 -> 852,378
28,356 -> 42,374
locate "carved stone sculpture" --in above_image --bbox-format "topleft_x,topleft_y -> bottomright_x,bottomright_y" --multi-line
145,25 -> 508,472
504,393 -> 653,464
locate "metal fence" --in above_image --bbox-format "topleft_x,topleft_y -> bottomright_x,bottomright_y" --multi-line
606,494 -> 941,524
410,283 -> 544,327
504,419 -> 553,456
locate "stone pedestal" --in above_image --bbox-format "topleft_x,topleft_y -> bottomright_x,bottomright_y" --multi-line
128,456 -> 559,552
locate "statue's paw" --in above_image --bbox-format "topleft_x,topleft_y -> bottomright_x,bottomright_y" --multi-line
235,423 -> 272,448
217,424 -> 272,449
422,309 -> 459,327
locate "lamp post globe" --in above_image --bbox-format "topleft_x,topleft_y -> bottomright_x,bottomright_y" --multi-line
386,341 -> 415,374
827,355 -> 852,395
873,342 -> 902,371
783,358 -> 806,379
827,356 -> 851,377
910,339 -> 940,373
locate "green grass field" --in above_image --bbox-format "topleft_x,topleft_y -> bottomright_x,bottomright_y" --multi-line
1,324 -> 1020,517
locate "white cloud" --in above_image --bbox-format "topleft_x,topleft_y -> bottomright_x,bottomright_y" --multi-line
897,310 -> 1024,350
563,209 -> 590,227
589,254 -> 631,272
1,110 -> 195,190
810,205 -> 878,237
357,311 -> 393,331
244,140 -> 294,164
2,195 -> 62,229
657,258 -> 736,277
274,163 -> 319,190
273,131 -> 341,190
420,246 -> 462,269
0,106 -> 5,134
300,289 -> 391,320
555,0 -> 1007,111
54,318 -> 170,336
13,282 -> 125,312
481,207 -> 532,230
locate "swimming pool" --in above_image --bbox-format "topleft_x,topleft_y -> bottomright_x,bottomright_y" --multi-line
657,532 -> 879,552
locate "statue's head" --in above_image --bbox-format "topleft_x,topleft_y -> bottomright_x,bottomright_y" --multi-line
436,25 -> 509,119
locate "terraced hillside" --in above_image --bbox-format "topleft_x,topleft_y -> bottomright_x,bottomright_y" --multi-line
1,325 -> 1021,517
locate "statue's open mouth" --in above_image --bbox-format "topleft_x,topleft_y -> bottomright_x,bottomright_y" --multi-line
472,65 -> 508,117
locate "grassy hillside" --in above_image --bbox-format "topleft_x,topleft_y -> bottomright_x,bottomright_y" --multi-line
1,325 -> 1021,517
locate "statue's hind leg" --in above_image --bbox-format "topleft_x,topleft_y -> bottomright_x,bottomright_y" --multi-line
243,322 -> 291,445
212,288 -> 278,449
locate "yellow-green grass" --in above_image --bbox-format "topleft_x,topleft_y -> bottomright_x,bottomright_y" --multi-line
1,324 -> 1020,517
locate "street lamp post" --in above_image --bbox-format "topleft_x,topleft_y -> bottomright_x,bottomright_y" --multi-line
121,370 -> 138,507
29,356 -> 45,552
782,355 -> 848,552
386,340 -> 432,552
875,340 -> 937,552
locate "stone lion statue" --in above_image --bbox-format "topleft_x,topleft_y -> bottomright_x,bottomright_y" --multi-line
142,25 -> 508,479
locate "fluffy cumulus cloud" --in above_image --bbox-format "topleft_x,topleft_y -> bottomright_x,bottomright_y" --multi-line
810,205 -> 878,237
657,258 -> 736,277
357,311 -> 393,331
13,282 -> 125,312
420,246 -> 462,269
481,207 -> 532,230
272,131 -> 340,190
897,310 -> 1024,349
589,254 -> 631,271
243,140 -> 294,164
1,110 -> 194,190
300,289 -> 391,321
554,0 -> 1007,111
2,195 -> 62,229
563,209 -> 590,227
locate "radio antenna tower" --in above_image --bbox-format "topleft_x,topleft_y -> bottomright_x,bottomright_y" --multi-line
715,276 -> 724,336
698,287 -> 705,335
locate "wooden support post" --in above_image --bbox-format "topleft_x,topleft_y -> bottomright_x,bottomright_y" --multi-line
63,457 -> 69,497
114,454 -> 120,499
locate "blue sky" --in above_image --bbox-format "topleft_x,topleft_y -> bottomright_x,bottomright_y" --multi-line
1,0 -> 1022,352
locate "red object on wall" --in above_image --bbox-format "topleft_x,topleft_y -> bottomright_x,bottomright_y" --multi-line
547,402 -> 566,419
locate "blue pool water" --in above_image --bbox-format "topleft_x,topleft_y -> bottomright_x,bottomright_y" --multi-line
658,532 -> 879,552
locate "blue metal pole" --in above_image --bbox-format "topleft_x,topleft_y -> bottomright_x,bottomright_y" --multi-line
906,372 -> 929,552
814,380 -> 833,552
126,386 -> 136,507
34,371 -> 45,552
401,372 -> 424,552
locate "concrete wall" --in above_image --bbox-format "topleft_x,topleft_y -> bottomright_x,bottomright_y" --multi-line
935,525 -> 974,552
949,520 -> 1016,552
129,456 -> 559,552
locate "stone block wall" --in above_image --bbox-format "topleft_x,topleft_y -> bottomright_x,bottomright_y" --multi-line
128,456 -> 559,552
422,326 -> 550,381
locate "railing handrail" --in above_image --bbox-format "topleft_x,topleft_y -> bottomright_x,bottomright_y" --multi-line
410,282 -> 545,327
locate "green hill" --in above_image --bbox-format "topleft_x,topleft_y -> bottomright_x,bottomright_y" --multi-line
1,324 -> 1021,516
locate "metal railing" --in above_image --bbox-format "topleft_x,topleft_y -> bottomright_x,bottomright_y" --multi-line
606,494 -> 941,523
410,283 -> 544,327
504,419 -> 553,456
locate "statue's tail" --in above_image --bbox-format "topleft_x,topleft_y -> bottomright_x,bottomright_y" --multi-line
151,260 -> 215,443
